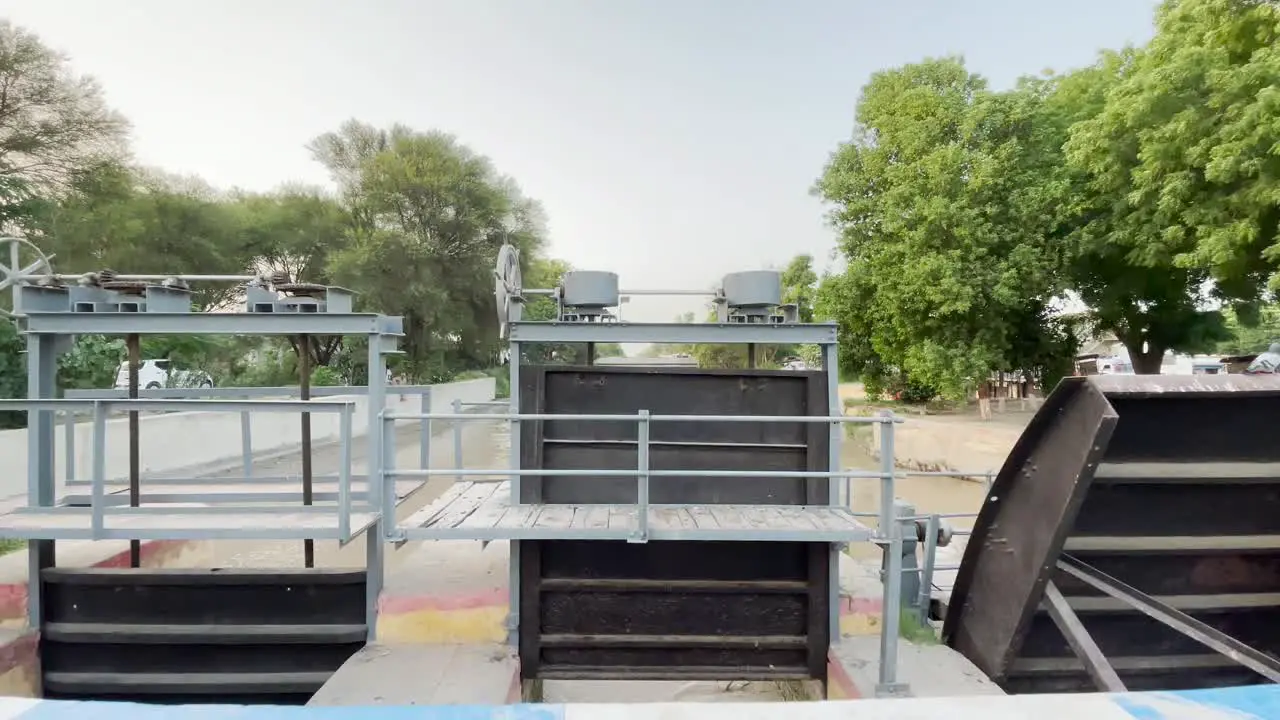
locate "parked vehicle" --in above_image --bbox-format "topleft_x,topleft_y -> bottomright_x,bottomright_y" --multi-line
114,359 -> 214,390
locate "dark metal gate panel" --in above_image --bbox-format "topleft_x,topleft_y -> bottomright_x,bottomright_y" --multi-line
519,366 -> 829,505
40,568 -> 367,704
520,540 -> 829,680
944,375 -> 1280,693
942,377 -> 1118,682
517,365 -> 831,680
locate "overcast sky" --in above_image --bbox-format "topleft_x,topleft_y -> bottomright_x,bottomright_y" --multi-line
6,1 -> 1160,323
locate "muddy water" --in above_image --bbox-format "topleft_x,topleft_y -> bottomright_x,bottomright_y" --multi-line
840,436 -> 989,562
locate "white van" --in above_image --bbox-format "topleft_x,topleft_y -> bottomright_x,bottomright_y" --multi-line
114,359 -> 214,390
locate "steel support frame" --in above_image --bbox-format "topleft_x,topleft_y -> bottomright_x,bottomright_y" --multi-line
1057,554 -> 1280,684
367,331 -> 391,641
64,383 -> 437,399
1042,579 -> 1126,692
16,309 -> 402,641
23,311 -> 401,336
506,340 -> 521,646
875,409 -> 908,697
508,320 -> 837,346
25,333 -> 57,629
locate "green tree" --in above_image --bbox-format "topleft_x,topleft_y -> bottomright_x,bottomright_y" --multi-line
0,20 -> 127,233
313,121 -> 550,381
1075,0 -> 1280,304
229,188 -> 352,368
34,164 -> 254,311
815,58 -> 1073,398
781,254 -> 818,323
0,321 -> 24,428
1060,38 -> 1235,372
1219,304 -> 1280,356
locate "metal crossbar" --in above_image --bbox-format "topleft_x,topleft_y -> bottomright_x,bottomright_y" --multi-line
0,398 -> 361,542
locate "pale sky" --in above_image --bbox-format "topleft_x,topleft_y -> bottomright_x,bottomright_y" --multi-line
5,1 -> 1160,323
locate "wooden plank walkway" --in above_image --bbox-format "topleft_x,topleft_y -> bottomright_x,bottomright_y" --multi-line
400,481 -> 872,542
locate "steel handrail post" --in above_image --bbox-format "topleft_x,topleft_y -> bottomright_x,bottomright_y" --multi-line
452,398 -> 463,483
877,411 -> 902,693
918,514 -> 940,625
633,410 -> 651,543
337,405 -> 353,541
90,401 -> 107,539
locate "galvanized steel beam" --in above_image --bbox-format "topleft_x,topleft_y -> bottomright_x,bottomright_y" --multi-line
507,320 -> 837,345
1057,554 -> 1280,683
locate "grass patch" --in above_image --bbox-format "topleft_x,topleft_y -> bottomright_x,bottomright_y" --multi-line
899,611 -> 939,645
842,396 -> 967,416
845,423 -> 874,443
0,539 -> 24,557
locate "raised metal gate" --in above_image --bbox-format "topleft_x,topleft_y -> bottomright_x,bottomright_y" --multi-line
944,375 -> 1280,693
516,366 -> 831,680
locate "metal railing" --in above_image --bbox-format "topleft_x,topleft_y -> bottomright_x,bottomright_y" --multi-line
384,409 -> 901,543
60,385 -> 445,485
2,398 -> 360,541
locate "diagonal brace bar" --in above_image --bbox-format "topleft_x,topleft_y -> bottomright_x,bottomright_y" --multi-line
1058,554 -> 1280,683
1042,579 -> 1126,692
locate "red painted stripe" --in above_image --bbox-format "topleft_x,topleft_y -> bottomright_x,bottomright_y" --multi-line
0,631 -> 37,677
378,586 -> 509,614
826,647 -> 863,698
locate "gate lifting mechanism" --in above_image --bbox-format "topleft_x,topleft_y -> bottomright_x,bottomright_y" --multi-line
0,235 -> 400,582
493,243 -> 802,338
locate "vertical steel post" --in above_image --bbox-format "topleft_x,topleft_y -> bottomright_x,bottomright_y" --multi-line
240,411 -> 253,479
506,340 -> 522,647
382,410 -> 397,521
26,333 -> 57,629
63,411 -> 75,484
633,409 -> 650,543
126,334 -> 141,568
747,343 -> 757,369
823,341 -> 842,644
90,401 -> 107,539
918,514 -> 940,625
365,332 -> 387,640
299,334 -> 314,569
418,386 -> 433,470
877,412 -> 904,695
452,397 -> 463,483
337,405 -> 353,542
